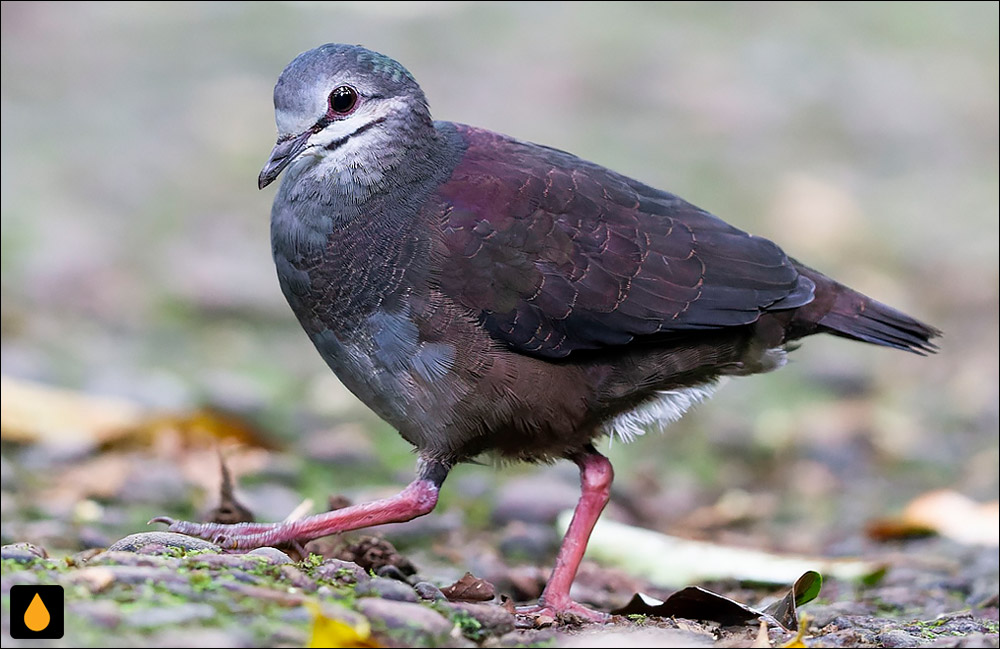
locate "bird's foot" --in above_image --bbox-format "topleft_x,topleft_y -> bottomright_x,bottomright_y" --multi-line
149,517 -> 295,550
149,476 -> 444,551
515,599 -> 610,624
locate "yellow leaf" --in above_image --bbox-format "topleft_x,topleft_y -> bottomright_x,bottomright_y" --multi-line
305,601 -> 380,648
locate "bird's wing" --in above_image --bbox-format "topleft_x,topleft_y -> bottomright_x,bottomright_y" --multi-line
431,125 -> 814,358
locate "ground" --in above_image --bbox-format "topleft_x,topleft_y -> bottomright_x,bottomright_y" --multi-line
1,3 -> 997,648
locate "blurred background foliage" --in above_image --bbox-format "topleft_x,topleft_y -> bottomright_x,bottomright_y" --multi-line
1,2 -> 997,551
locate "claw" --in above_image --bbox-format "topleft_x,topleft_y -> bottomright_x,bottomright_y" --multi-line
149,516 -> 175,526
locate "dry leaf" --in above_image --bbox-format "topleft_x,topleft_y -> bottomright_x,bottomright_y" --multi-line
204,450 -> 254,525
902,490 -> 999,546
1,375 -> 144,446
611,572 -> 822,632
440,571 -> 496,602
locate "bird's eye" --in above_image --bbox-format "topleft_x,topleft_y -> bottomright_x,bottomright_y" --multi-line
328,86 -> 358,115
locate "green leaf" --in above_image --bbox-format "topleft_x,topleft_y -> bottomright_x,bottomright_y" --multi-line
793,571 -> 822,607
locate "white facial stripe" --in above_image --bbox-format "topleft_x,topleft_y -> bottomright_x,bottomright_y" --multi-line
302,96 -> 409,149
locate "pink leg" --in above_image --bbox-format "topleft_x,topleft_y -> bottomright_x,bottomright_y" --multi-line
518,447 -> 613,622
153,458 -> 448,550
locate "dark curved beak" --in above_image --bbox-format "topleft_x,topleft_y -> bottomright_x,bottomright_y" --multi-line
258,131 -> 312,189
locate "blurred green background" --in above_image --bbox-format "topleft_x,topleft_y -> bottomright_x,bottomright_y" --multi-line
1,2 -> 997,550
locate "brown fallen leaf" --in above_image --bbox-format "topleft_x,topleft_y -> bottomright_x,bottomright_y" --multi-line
867,489 -> 999,546
613,588 -> 766,627
0,375 -> 144,446
611,571 -> 822,632
440,571 -> 496,602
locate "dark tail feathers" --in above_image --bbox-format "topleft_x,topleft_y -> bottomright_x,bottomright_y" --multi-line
791,264 -> 941,355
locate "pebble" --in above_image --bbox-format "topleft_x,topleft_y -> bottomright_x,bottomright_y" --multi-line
313,558 -> 370,585
446,601 -> 515,636
375,563 -> 411,582
67,600 -> 123,629
356,598 -> 454,639
876,629 -> 924,648
107,532 -> 220,554
1,542 -> 48,562
357,576 -> 419,602
121,602 -> 218,628
279,564 -> 318,591
247,546 -> 293,564
183,553 -> 275,571
414,581 -> 447,601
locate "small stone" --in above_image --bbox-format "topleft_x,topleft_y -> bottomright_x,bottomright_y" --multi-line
107,532 -> 220,554
247,546 -> 293,564
280,564 -> 318,591
376,563 -> 411,582
415,581 -> 447,601
84,551 -> 182,569
67,600 -> 122,629
121,602 -> 217,628
183,553 -> 273,571
357,576 -> 419,602
0,542 -> 48,562
313,558 -> 370,585
447,601 -> 515,636
877,629 -> 923,648
356,598 -> 454,640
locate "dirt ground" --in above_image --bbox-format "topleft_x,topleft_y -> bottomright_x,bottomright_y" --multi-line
2,3 -> 998,648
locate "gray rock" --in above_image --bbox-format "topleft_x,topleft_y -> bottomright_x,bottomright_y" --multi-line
67,600 -> 123,629
183,552 -> 275,571
357,598 -> 454,640
107,531 -> 220,554
1,542 -> 48,562
447,601 -> 515,637
357,576 -> 419,602
314,558 -> 370,585
247,546 -> 293,564
121,603 -> 218,628
415,581 -> 447,601
376,563 -> 411,582
279,564 -> 318,591
877,629 -> 924,648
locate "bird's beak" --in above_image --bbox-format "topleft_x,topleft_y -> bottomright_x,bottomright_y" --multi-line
258,130 -> 313,189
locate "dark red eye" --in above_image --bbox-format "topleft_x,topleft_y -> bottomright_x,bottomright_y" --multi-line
328,85 -> 358,115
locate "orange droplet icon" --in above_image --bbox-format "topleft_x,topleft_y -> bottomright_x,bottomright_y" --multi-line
25,592 -> 51,632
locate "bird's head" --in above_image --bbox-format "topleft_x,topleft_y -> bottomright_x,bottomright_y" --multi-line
258,44 -> 431,190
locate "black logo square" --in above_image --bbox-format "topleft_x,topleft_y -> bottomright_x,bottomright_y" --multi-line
9,584 -> 64,639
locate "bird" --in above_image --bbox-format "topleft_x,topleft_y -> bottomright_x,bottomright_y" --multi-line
157,43 -> 940,621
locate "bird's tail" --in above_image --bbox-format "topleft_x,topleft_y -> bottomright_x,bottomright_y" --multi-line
787,263 -> 941,355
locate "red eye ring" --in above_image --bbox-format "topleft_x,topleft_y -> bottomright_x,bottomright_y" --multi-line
328,86 -> 359,115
